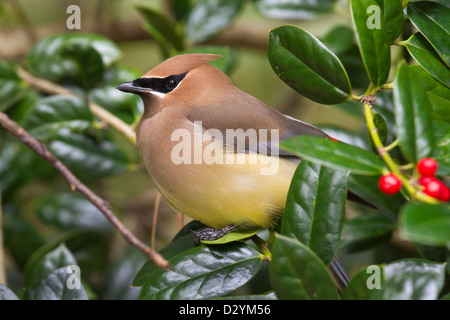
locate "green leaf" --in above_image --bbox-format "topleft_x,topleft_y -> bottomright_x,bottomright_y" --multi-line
185,0 -> 245,44
0,284 -> 20,300
393,63 -> 434,163
348,173 -> 405,220
36,192 -> 111,233
201,229 -> 260,245
48,128 -> 129,180
23,95 -> 93,141
137,6 -> 184,57
431,120 -> 450,176
89,85 -> 142,124
403,33 -> 450,88
0,59 -> 26,111
372,259 -> 446,300
281,135 -> 386,175
341,265 -> 384,300
23,267 -> 88,300
384,0 -> 404,43
321,25 -> 356,56
399,204 -> 450,246
269,234 -> 339,300
268,25 -> 351,104
341,215 -> 396,252
409,65 -> 450,122
24,244 -> 77,288
178,46 -> 238,75
407,1 -> 450,66
139,242 -> 262,300
132,221 -> 204,287
254,0 -> 334,20
60,38 -> 104,89
26,33 -> 121,82
282,161 -> 347,265
350,0 -> 391,87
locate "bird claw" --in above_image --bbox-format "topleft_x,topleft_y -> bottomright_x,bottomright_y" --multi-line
192,225 -> 238,246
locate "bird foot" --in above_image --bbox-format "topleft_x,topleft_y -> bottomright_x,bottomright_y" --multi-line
192,224 -> 238,246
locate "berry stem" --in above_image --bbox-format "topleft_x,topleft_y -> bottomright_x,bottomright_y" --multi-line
361,92 -> 439,204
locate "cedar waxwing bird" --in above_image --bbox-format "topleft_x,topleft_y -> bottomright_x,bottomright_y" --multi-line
117,53 -> 368,291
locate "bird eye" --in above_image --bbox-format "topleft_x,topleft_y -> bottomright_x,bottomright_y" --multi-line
166,79 -> 177,90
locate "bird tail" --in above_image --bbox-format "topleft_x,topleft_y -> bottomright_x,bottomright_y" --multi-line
328,255 -> 350,294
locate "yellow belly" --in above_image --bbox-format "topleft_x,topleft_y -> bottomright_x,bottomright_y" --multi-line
158,153 -> 297,229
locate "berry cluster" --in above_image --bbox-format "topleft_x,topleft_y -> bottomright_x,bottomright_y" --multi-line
417,158 -> 449,201
378,157 -> 449,202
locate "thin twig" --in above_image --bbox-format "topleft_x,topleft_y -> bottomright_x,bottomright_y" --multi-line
0,183 -> 6,285
0,112 -> 170,270
16,67 -> 136,145
151,192 -> 161,250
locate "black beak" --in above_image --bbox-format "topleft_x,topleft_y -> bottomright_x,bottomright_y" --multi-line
116,81 -> 152,95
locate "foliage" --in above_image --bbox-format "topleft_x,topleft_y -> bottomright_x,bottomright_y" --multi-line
0,0 -> 449,300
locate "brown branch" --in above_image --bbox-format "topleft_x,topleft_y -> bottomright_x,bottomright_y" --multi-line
0,111 -> 170,270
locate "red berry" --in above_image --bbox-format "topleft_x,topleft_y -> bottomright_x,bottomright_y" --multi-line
419,176 -> 443,199
439,185 -> 450,202
417,158 -> 438,177
379,173 -> 402,195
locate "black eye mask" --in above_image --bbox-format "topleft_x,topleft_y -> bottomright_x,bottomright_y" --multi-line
132,73 -> 188,94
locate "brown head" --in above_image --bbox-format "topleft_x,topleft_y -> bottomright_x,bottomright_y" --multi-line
117,54 -> 234,117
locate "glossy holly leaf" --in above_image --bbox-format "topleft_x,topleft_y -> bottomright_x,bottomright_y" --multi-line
348,173 -> 405,220
319,125 -> 371,151
281,136 -> 386,175
431,120 -> 450,176
0,139 -> 55,202
282,160 -> 347,265
0,59 -> 26,111
407,1 -> 450,67
341,215 -> 396,252
341,265 -> 384,300
23,95 -> 93,141
24,244 -> 77,288
200,229 -> 260,245
321,25 -> 356,57
184,0 -> 245,44
23,267 -> 88,300
132,221 -> 204,287
60,39 -> 104,89
403,33 -> 450,88
350,0 -> 391,88
48,128 -> 129,181
89,85 -> 142,124
270,234 -> 339,300
372,259 -> 446,300
139,242 -> 262,300
254,0 -> 334,20
36,192 -> 111,233
26,33 -> 121,82
137,6 -> 184,57
384,0 -> 404,43
409,65 -> 450,122
0,284 -> 20,300
399,204 -> 450,246
268,25 -> 351,104
393,63 -> 434,163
